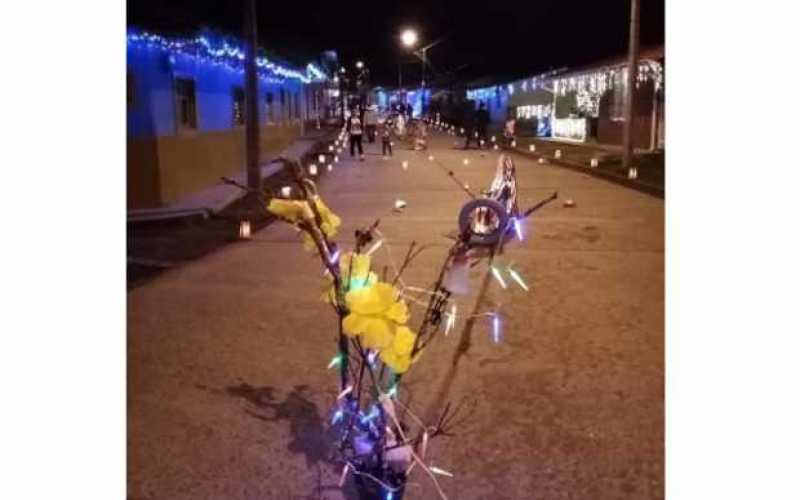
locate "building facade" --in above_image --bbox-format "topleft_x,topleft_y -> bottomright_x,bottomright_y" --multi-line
466,47 -> 664,150
127,29 -> 331,209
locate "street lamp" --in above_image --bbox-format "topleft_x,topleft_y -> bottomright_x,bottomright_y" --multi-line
401,29 -> 418,48
398,28 -> 419,91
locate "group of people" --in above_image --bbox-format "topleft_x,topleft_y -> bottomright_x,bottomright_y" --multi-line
345,105 -> 398,160
461,102 -> 516,150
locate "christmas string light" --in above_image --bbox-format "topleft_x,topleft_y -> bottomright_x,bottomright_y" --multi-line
337,385 -> 353,400
507,267 -> 529,292
513,218 -> 523,240
429,466 -> 454,478
327,354 -> 343,369
127,29 -> 327,84
491,266 -> 507,289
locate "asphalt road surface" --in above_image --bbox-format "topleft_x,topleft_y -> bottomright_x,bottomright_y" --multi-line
128,130 -> 664,499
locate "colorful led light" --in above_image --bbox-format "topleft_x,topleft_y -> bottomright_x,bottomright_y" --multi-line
429,466 -> 454,477
513,218 -> 523,240
491,266 -> 507,289
327,354 -> 342,369
507,267 -> 529,291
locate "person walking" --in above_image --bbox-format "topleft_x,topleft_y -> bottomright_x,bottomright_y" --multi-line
463,104 -> 477,150
347,108 -> 365,160
364,105 -> 378,144
503,115 -> 516,148
380,116 -> 394,158
476,102 -> 490,148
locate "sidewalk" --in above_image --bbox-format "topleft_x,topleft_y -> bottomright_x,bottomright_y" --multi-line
128,128 -> 336,222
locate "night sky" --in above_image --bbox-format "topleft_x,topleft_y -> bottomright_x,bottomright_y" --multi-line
127,0 -> 664,87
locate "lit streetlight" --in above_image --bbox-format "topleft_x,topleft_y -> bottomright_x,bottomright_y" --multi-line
401,29 -> 418,48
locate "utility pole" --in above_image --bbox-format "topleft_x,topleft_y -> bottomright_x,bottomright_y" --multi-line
243,0 -> 261,190
622,0 -> 640,171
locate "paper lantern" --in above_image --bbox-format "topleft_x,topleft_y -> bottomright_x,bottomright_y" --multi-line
529,144 -> 536,152
590,158 -> 599,168
318,154 -> 326,163
463,158 -> 470,165
628,167 -> 638,179
555,149 -> 562,159
493,144 -> 499,150
538,158 -> 546,164
239,220 -> 251,239
491,136 -> 496,142
511,140 -> 516,147
428,155 -> 435,161
281,186 -> 291,197
327,164 -> 333,172
309,164 -> 318,176
402,161 -> 409,170
334,155 -> 339,163
328,145 -> 334,152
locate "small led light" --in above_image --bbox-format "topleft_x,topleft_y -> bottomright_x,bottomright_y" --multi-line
507,267 -> 530,291
327,354 -> 342,369
491,266 -> 507,289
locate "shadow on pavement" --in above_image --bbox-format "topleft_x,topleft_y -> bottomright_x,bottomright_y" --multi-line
197,382 -> 361,500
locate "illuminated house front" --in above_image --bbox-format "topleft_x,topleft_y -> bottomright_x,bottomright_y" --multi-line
465,47 -> 664,149
126,29 -> 330,209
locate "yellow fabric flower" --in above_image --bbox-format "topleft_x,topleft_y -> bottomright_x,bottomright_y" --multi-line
342,282 -> 410,350
266,198 -> 314,223
379,326 -> 417,374
314,197 -> 341,238
267,196 -> 341,253
322,253 -> 377,305
301,197 -> 341,252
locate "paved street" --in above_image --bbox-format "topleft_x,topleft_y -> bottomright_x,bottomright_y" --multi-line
128,130 -> 664,499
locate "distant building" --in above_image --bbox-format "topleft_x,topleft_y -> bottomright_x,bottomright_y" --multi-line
127,29 -> 331,209
466,47 -> 664,150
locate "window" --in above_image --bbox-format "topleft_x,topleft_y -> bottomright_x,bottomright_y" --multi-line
127,72 -> 135,108
232,86 -> 245,126
174,78 -> 197,130
265,91 -> 274,123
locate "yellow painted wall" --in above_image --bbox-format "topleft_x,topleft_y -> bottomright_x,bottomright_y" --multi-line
127,122 -> 301,209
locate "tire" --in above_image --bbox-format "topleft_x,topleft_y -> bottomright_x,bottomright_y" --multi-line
457,198 -> 509,247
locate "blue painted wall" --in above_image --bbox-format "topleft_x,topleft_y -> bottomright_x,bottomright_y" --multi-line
127,43 -> 306,139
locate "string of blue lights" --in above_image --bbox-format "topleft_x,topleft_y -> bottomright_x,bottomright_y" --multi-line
127,29 -> 327,84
